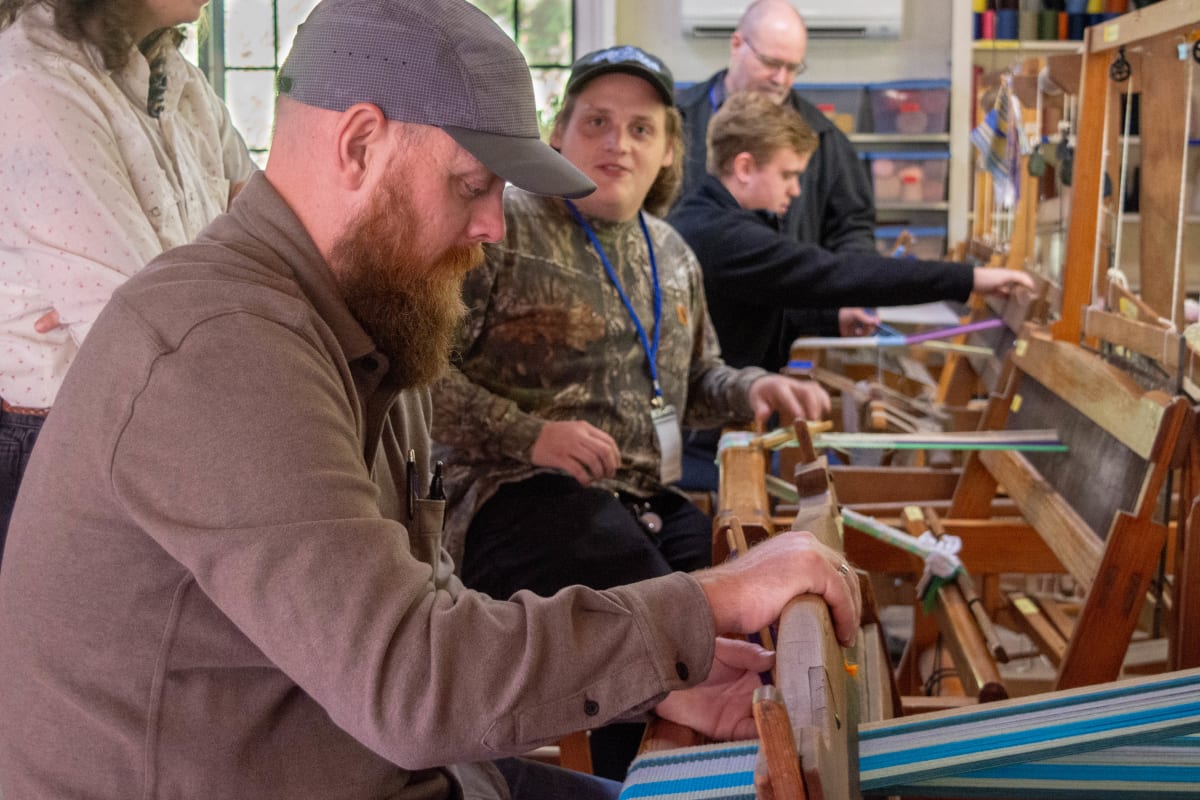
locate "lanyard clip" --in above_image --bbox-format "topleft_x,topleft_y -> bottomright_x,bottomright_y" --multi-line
651,381 -> 664,409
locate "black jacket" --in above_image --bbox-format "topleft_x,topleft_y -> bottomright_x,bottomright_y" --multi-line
676,71 -> 877,255
667,176 -> 974,373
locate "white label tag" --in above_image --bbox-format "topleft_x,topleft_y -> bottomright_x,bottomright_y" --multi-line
651,403 -> 682,485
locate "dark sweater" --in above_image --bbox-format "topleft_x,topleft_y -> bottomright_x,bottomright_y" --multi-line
676,71 -> 877,255
667,176 -> 975,373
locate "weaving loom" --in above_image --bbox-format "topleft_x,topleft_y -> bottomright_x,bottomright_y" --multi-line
622,667 -> 1200,799
619,10 -> 1200,789
827,315 -> 1193,705
619,433 -> 1200,799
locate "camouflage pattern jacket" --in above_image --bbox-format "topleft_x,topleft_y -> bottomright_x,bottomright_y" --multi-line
432,188 -> 768,567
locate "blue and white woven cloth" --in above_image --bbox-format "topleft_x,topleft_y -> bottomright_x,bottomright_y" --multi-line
618,741 -> 759,800
618,668 -> 1200,799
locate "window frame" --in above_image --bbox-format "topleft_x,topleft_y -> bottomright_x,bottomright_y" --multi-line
192,0 -> 614,160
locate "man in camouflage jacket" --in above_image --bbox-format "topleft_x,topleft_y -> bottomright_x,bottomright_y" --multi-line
431,44 -> 830,780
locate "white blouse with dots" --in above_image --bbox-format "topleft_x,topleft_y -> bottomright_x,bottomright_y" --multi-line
0,5 -> 254,408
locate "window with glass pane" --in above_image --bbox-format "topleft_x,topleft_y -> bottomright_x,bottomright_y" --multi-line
469,0 -> 574,135
186,1 -> 574,164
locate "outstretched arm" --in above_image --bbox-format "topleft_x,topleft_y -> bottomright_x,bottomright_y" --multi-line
973,267 -> 1035,296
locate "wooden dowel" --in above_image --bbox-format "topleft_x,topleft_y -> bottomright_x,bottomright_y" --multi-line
933,582 -> 1008,701
924,507 -> 1009,663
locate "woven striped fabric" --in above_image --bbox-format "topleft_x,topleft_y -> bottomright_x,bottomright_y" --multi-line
617,671 -> 1200,799
860,667 -> 1200,793
618,741 -> 759,800
903,734 -> 1200,798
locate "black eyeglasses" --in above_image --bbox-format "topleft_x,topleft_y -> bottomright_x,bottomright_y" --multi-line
742,35 -> 806,76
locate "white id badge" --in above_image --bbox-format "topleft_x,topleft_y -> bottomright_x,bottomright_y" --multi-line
651,403 -> 683,484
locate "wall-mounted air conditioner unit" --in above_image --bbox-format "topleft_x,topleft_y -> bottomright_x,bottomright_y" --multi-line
681,0 -> 902,39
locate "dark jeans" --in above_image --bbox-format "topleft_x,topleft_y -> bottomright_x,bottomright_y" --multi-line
462,474 -> 712,781
0,408 -> 45,570
463,474 -> 711,598
494,757 -> 621,800
678,428 -> 721,492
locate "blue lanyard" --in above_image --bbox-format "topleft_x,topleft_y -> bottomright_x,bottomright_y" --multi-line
708,83 -> 721,113
565,200 -> 664,404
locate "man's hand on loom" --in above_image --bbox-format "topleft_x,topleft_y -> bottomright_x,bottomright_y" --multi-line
530,420 -> 620,485
694,531 -> 861,646
972,267 -> 1035,296
837,307 -> 880,337
654,637 -> 773,741
746,375 -> 830,426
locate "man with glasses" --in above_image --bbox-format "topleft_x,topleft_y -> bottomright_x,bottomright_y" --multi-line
675,0 -> 879,490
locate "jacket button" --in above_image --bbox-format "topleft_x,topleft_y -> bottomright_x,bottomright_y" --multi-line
583,699 -> 600,716
676,662 -> 689,681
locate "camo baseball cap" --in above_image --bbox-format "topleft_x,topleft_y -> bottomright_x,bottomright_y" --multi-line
564,46 -> 675,106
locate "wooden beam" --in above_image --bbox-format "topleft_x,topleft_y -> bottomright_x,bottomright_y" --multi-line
1136,31 -> 1190,325
753,685 -> 806,800
1087,0 -> 1199,51
1043,51 -> 1082,95
1055,28 -> 1113,343
1057,513 -> 1168,688
840,498 -> 1018,520
899,695 -> 978,715
845,520 -> 1063,576
948,387 -> 1015,519
979,448 -> 1105,588
1009,591 -> 1069,667
932,582 -> 1007,702
1083,307 -> 1182,371
776,595 -> 852,800
1031,594 -> 1079,642
714,445 -> 773,564
1175,466 -> 1200,670
556,731 -> 593,774
831,466 -> 960,505
1014,330 -> 1170,459
638,719 -> 705,753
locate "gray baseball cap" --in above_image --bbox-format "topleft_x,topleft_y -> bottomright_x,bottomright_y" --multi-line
277,0 -> 595,198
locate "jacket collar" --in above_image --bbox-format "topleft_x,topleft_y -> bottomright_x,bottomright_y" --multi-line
221,173 -> 378,366
697,173 -> 784,230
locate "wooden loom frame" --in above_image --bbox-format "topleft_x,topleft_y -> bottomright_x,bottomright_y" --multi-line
627,396 -> 1190,797
1056,0 -> 1200,340
637,427 -> 890,799
943,323 -> 1191,690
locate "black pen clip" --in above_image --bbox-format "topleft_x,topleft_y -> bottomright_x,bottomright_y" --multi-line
406,449 -> 417,519
428,460 -> 445,500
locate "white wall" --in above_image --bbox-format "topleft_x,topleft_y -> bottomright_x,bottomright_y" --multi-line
612,0 -> 954,85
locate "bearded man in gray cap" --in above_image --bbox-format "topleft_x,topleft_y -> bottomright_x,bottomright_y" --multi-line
0,1 -> 861,798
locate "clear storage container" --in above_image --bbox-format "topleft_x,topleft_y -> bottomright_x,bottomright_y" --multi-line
867,80 -> 952,135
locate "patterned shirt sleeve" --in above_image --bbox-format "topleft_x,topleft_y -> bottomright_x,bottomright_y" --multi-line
433,247 -> 546,464
653,219 -> 767,429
